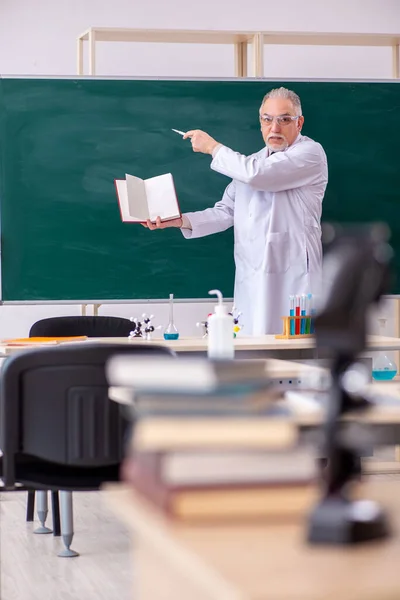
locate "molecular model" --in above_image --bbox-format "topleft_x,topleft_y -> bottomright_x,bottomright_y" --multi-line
129,314 -> 161,341
230,306 -> 243,338
196,306 -> 243,338
196,315 -> 211,338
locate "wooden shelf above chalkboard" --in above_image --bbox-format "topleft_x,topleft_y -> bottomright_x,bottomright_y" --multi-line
76,27 -> 400,78
76,28 -> 262,78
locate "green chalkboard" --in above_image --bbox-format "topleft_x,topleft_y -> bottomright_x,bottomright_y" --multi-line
0,77 -> 399,301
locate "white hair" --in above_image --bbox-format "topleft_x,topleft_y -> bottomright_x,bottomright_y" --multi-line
260,87 -> 302,116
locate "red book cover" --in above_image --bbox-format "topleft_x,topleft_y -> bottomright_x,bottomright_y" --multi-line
114,175 -> 182,224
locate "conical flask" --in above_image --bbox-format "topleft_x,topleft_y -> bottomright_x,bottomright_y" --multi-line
372,318 -> 397,381
163,293 -> 179,340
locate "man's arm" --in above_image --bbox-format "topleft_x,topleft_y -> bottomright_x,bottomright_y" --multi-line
141,181 -> 235,237
180,214 -> 192,230
181,181 -> 235,240
211,143 -> 327,193
183,128 -> 327,194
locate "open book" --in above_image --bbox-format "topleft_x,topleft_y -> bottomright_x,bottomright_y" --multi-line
115,173 -> 181,223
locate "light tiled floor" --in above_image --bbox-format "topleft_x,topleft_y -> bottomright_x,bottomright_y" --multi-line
0,490 -> 132,600
1,446 -> 400,600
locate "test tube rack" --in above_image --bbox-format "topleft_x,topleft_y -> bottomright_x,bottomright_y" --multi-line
275,315 -> 314,339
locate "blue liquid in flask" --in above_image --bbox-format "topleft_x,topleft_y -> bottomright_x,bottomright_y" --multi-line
164,293 -> 180,340
372,319 -> 398,381
164,332 -> 179,340
372,369 -> 397,381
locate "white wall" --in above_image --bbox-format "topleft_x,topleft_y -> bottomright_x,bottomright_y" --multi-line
0,0 -> 398,337
1,0 -> 399,78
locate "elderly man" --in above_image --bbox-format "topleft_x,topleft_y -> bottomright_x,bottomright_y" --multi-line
143,87 -> 328,335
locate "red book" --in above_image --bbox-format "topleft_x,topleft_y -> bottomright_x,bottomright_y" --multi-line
114,172 -> 181,224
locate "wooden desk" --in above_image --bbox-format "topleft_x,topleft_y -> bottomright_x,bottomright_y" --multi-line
104,481 -> 400,600
1,334 -> 399,360
96,334 -> 400,354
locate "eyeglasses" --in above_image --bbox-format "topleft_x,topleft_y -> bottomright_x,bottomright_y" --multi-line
260,114 -> 301,127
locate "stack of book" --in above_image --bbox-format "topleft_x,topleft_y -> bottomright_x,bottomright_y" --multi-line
122,443 -> 318,522
111,357 -> 319,522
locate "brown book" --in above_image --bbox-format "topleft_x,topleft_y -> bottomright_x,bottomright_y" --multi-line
122,454 -> 318,522
132,474 -> 317,522
122,448 -> 316,488
134,417 -> 297,451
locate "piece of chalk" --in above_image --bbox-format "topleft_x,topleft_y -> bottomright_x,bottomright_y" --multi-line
172,128 -> 186,136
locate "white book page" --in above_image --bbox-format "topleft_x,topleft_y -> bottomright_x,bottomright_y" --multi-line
126,174 -> 149,221
144,173 -> 180,222
115,180 -> 135,222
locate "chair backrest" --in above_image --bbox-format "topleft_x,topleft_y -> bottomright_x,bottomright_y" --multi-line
0,343 -> 175,487
29,315 -> 133,338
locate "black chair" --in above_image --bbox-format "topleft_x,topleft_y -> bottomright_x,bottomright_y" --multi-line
29,315 -> 134,338
26,315 -> 134,532
0,342 -> 174,556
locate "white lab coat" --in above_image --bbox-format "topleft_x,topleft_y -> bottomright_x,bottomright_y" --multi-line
181,134 -> 328,335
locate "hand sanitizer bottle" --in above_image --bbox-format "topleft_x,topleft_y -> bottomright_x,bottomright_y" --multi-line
207,289 -> 234,360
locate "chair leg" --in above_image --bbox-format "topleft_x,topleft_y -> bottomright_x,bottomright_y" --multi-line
34,490 -> 52,534
26,491 -> 35,522
58,491 -> 79,557
51,491 -> 61,536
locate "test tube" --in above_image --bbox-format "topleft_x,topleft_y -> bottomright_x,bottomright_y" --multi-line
305,294 -> 312,334
289,295 -> 295,336
295,295 -> 300,335
310,294 -> 316,334
300,295 -> 306,334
